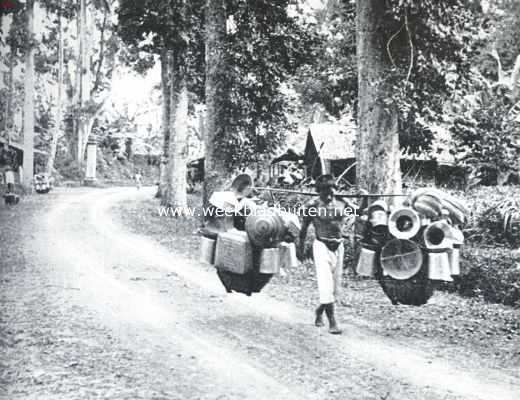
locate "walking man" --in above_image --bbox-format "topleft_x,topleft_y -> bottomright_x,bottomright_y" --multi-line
5,166 -> 15,193
298,174 -> 347,334
135,170 -> 142,190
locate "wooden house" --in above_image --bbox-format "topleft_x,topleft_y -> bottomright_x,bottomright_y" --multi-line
302,123 -> 461,186
303,123 -> 357,180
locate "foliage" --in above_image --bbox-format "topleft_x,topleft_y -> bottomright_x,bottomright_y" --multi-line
117,0 -> 318,169
0,0 -> 23,18
478,0 -> 520,77
217,0 -> 318,168
117,0 -> 205,96
292,0 -> 356,121
295,0 -> 481,154
448,1 -> 520,185
469,196 -> 520,247
54,159 -> 85,181
451,93 -> 520,185
459,247 -> 520,307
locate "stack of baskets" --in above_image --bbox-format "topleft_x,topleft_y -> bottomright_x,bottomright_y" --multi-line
356,189 -> 468,305
200,202 -> 299,296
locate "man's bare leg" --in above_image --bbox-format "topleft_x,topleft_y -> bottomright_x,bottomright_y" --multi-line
315,304 -> 326,327
324,303 -> 342,334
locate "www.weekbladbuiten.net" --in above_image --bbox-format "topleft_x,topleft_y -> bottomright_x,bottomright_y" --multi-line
157,204 -> 360,218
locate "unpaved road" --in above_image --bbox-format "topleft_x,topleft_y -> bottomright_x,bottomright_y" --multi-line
1,187 -> 519,400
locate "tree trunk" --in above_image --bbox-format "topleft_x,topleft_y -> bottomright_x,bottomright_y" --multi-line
76,0 -> 90,165
204,0 -> 230,207
47,2 -> 63,176
4,24 -> 15,140
76,1 -> 102,166
158,48 -> 171,198
65,59 -> 76,160
356,0 -> 402,197
163,54 -> 188,209
71,0 -> 80,161
22,0 -> 35,185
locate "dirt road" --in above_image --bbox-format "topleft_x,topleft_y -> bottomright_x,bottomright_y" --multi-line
1,187 -> 519,400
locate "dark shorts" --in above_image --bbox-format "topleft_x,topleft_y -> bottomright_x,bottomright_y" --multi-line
316,237 -> 342,252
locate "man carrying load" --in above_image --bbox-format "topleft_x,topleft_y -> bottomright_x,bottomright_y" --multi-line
298,174 -> 349,335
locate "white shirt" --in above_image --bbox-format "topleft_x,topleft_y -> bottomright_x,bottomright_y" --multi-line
5,171 -> 15,184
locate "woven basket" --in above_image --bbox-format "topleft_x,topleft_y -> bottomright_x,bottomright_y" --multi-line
380,239 -> 423,280
378,240 -> 433,306
245,209 -> 286,248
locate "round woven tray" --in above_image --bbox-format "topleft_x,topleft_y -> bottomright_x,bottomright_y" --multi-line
377,243 -> 434,306
380,239 -> 423,280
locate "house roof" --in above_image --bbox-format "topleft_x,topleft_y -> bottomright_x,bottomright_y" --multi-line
307,123 -> 357,160
271,148 -> 304,164
0,136 -> 48,156
0,136 -> 23,152
305,122 -> 456,166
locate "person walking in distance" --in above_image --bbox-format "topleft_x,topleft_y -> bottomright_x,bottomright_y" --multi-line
5,166 -> 15,194
298,174 -> 347,334
135,170 -> 142,190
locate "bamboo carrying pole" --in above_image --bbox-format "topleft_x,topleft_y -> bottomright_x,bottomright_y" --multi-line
254,187 -> 407,199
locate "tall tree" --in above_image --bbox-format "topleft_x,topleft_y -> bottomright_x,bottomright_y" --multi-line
356,0 -> 401,195
163,0 -> 190,209
22,0 -> 35,184
164,52 -> 189,208
204,0 -> 228,206
70,0 -> 115,168
203,0 -> 316,203
118,0 -> 205,207
158,48 -> 171,198
297,0 -> 480,189
352,0 -> 480,193
46,0 -> 63,175
2,11 -> 21,141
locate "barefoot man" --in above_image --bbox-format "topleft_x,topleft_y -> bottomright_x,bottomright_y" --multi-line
298,174 -> 349,335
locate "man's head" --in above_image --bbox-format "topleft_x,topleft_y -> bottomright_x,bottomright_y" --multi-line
315,174 -> 337,202
231,173 -> 253,200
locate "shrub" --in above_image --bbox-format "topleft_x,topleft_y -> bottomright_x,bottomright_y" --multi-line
458,247 -> 520,307
56,160 -> 85,181
469,195 -> 520,248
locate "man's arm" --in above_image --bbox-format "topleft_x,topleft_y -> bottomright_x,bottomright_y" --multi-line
297,199 -> 314,260
297,215 -> 311,261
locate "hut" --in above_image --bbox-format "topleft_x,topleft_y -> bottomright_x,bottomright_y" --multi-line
303,123 -> 357,181
302,123 -> 461,186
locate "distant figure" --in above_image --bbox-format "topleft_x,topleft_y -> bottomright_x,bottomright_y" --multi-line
18,165 -> 23,184
135,171 -> 142,190
5,166 -> 15,193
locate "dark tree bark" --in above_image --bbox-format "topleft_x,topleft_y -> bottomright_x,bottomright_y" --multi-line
4,22 -> 15,139
157,48 -> 171,198
204,0 -> 230,208
356,0 -> 402,196
163,52 -> 189,209
162,0 -> 189,209
47,1 -> 63,176
23,0 -> 35,184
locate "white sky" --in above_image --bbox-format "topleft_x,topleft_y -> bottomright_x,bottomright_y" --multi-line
111,63 -> 160,113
